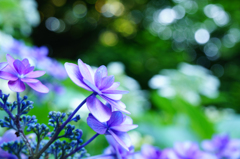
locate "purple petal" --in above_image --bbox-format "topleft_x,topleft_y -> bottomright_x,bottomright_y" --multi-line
100,96 -> 130,114
141,145 -> 161,158
102,93 -> 122,100
86,64 -> 95,80
111,124 -> 138,132
26,81 -> 49,93
105,135 -> 119,149
102,90 -> 129,94
25,71 -> 46,78
21,58 -> 30,68
105,82 -> 120,91
24,66 -> 34,74
83,79 -> 102,94
1,65 -> 18,75
87,114 -> 107,134
100,75 -> 115,90
108,130 -> 130,151
98,65 -> 108,77
94,65 -> 108,88
1,130 -> 19,143
64,63 -> 92,91
78,59 -> 94,84
8,79 -> 26,92
122,116 -> 133,125
0,71 -> 18,80
13,60 -> 25,75
94,69 -> 102,88
107,111 -> 124,127
201,141 -> 215,152
0,62 -> 8,70
87,96 -> 112,122
21,78 -> 38,83
6,54 -> 15,68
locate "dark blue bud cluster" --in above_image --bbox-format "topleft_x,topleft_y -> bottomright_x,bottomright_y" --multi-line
22,115 -> 37,128
64,124 -> 83,141
0,90 -> 104,159
0,116 -> 15,129
48,111 -> 67,131
47,140 -> 87,159
1,140 -> 26,158
0,91 -> 35,131
27,123 -> 50,140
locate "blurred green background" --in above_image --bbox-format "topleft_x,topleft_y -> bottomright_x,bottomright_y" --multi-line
1,0 -> 240,156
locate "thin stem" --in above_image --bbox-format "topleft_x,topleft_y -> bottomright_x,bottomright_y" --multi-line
35,135 -> 41,154
34,93 -> 95,159
0,102 -> 15,120
16,92 -> 34,156
61,133 -> 99,159
16,153 -> 22,159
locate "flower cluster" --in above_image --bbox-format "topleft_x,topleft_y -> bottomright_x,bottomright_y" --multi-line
0,38 -> 66,100
0,55 -> 137,159
0,54 -> 49,93
98,134 -> 240,159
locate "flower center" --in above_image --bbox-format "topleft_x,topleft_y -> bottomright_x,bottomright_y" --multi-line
18,74 -> 25,79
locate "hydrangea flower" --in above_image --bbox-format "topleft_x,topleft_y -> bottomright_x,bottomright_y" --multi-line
65,59 -> 129,122
87,111 -> 138,151
0,130 -> 19,159
202,134 -> 240,159
99,138 -> 135,159
138,144 -> 164,159
166,142 -> 216,159
0,54 -> 49,93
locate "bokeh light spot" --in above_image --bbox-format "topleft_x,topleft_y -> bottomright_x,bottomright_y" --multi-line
73,4 -> 87,18
158,8 -> 176,25
100,31 -> 118,46
52,0 -> 66,7
173,5 -> 185,19
45,17 -> 60,32
102,1 -> 124,17
194,29 -> 210,44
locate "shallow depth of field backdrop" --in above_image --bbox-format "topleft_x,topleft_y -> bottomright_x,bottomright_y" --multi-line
0,0 -> 240,156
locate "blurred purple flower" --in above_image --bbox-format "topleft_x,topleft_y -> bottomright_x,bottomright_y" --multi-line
65,59 -> 129,121
0,54 -> 49,93
87,111 -> 138,151
99,132 -> 136,159
2,40 -> 26,56
0,130 -> 19,159
202,134 -> 240,159
40,59 -> 67,80
139,144 -> 163,159
166,142 -> 216,159
0,130 -> 36,159
100,145 -> 135,159
2,39 -> 67,81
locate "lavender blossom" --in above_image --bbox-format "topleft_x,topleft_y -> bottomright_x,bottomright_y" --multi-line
202,134 -> 240,159
65,60 -> 129,122
0,130 -> 19,159
99,145 -> 135,159
99,133 -> 136,159
166,142 -> 216,159
0,54 -> 49,93
138,144 -> 163,159
87,111 -> 138,151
